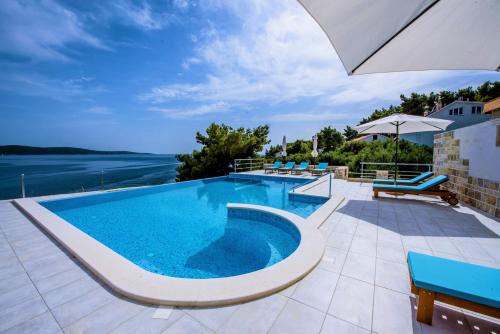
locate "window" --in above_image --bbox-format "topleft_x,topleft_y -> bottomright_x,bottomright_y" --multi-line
449,109 -> 453,115
454,108 -> 458,115
459,107 -> 463,115
477,106 -> 482,113
373,135 -> 378,141
472,106 -> 476,114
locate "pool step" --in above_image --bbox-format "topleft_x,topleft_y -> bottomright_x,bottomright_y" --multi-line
306,195 -> 345,229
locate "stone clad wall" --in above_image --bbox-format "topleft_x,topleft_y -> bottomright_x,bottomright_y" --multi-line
434,125 -> 500,217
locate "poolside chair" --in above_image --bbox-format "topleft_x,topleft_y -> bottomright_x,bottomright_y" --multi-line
311,162 -> 329,176
278,162 -> 295,174
291,162 -> 309,175
373,171 -> 433,185
408,251 -> 500,325
264,161 -> 282,173
373,175 -> 458,205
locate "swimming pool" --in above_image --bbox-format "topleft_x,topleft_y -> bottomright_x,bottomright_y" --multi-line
40,176 -> 326,279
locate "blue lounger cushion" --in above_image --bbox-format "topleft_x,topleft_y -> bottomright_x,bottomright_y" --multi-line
313,162 -> 328,171
279,162 -> 295,170
374,171 -> 433,184
408,252 -> 500,308
373,175 -> 448,191
268,162 -> 282,169
295,162 -> 309,170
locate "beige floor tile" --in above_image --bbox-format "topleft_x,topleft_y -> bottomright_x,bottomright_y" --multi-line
372,286 -> 421,334
0,297 -> 48,332
425,237 -> 461,255
110,307 -> 184,334
218,294 -> 287,334
162,315 -> 212,334
377,240 -> 406,263
349,235 -> 377,255
354,223 -> 378,241
269,299 -> 325,334
333,220 -> 358,235
375,258 -> 411,295
329,276 -> 374,330
182,304 -> 239,331
327,232 -> 353,250
51,287 -> 116,327
342,252 -> 376,283
1,311 -> 61,334
291,268 -> 339,312
63,298 -> 147,333
320,315 -> 369,334
318,246 -> 347,273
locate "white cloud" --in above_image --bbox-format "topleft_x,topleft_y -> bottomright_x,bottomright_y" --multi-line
139,0 -> 467,117
172,0 -> 191,11
111,0 -> 176,31
0,0 -> 107,62
0,73 -> 106,102
149,102 -> 229,118
265,111 -> 354,122
182,57 -> 202,70
84,106 -> 113,115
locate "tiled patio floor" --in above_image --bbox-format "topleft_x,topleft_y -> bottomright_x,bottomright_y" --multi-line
1,179 -> 499,333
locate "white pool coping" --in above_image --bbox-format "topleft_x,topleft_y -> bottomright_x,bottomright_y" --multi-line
13,199 -> 325,307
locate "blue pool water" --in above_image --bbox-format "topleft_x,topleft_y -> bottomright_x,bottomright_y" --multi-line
41,176 -> 326,279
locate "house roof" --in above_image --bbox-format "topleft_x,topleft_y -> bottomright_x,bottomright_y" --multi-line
428,100 -> 484,117
484,97 -> 500,114
349,134 -> 389,142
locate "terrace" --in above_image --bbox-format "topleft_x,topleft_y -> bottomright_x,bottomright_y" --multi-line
1,176 -> 499,333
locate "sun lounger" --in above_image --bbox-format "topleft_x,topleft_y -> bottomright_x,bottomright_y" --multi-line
278,162 -> 295,174
407,251 -> 500,325
373,175 -> 458,205
373,171 -> 433,185
264,161 -> 282,173
291,162 -> 309,175
311,162 -> 329,176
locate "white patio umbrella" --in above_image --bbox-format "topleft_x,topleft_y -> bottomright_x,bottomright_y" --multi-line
354,114 -> 452,182
281,136 -> 287,157
311,135 -> 318,158
298,0 -> 500,75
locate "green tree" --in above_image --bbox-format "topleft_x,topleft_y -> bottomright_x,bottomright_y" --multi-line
318,140 -> 432,173
343,126 -> 359,141
265,139 -> 312,159
359,81 -> 499,124
318,126 -> 344,152
474,81 -> 500,102
400,93 -> 430,115
176,123 -> 270,181
359,105 -> 400,124
437,90 -> 457,105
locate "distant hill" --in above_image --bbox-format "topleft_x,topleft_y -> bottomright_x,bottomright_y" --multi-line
0,145 -> 146,155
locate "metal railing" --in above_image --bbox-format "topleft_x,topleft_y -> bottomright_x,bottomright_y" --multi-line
352,162 -> 433,180
289,171 -> 333,198
18,169 -> 106,199
233,158 -> 264,173
21,173 -> 25,198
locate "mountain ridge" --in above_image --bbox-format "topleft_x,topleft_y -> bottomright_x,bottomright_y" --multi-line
0,145 -> 148,155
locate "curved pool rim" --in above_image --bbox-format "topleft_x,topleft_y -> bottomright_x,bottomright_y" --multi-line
13,199 -> 325,307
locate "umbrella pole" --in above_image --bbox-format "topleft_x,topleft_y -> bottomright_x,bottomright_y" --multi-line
394,122 -> 399,184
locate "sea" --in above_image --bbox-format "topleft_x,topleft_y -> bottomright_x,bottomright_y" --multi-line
0,154 -> 180,200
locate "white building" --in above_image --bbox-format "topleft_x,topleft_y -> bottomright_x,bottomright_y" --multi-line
351,134 -> 390,143
402,100 -> 490,146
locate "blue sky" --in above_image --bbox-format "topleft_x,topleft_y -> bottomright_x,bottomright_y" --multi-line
0,0 -> 498,154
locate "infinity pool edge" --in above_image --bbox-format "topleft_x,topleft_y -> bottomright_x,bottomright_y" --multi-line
13,198 -> 325,307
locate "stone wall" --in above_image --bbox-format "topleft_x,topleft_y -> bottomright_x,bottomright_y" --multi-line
434,121 -> 500,217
